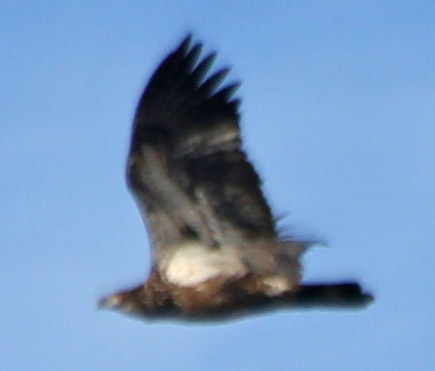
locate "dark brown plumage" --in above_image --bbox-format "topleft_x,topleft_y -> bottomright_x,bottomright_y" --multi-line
99,36 -> 372,322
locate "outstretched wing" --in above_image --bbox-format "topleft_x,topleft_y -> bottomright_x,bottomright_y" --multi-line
127,36 -> 277,277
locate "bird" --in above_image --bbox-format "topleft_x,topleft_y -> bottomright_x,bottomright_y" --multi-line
99,36 -> 372,322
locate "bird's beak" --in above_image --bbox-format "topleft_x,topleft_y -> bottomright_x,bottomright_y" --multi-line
97,294 -> 122,310
97,297 -> 107,310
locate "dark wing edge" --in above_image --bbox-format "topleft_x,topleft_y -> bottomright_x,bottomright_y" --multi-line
130,35 -> 242,160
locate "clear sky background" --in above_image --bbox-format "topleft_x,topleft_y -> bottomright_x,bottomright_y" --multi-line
2,1 -> 434,370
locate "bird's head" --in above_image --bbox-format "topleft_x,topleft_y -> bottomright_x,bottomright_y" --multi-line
98,286 -> 148,315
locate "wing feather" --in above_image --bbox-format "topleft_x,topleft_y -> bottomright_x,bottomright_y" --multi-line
127,36 -> 277,275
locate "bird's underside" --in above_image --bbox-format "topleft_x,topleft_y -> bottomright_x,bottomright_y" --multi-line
99,269 -> 372,323
99,36 -> 373,322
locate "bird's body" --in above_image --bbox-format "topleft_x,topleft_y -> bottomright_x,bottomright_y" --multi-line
99,36 -> 372,320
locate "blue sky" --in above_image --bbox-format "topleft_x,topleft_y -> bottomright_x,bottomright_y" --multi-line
2,1 -> 435,370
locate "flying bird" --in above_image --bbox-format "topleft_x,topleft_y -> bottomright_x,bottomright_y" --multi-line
99,36 -> 372,322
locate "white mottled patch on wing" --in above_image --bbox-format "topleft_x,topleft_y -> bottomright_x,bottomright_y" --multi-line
164,242 -> 247,287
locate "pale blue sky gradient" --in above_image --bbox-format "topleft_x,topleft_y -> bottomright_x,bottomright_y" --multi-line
1,1 -> 435,370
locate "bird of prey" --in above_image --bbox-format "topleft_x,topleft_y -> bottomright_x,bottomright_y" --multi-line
99,36 -> 372,322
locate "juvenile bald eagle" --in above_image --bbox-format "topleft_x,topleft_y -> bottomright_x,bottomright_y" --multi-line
99,36 -> 372,322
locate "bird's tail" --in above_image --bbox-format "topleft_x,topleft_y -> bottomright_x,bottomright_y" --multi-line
289,282 -> 373,308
